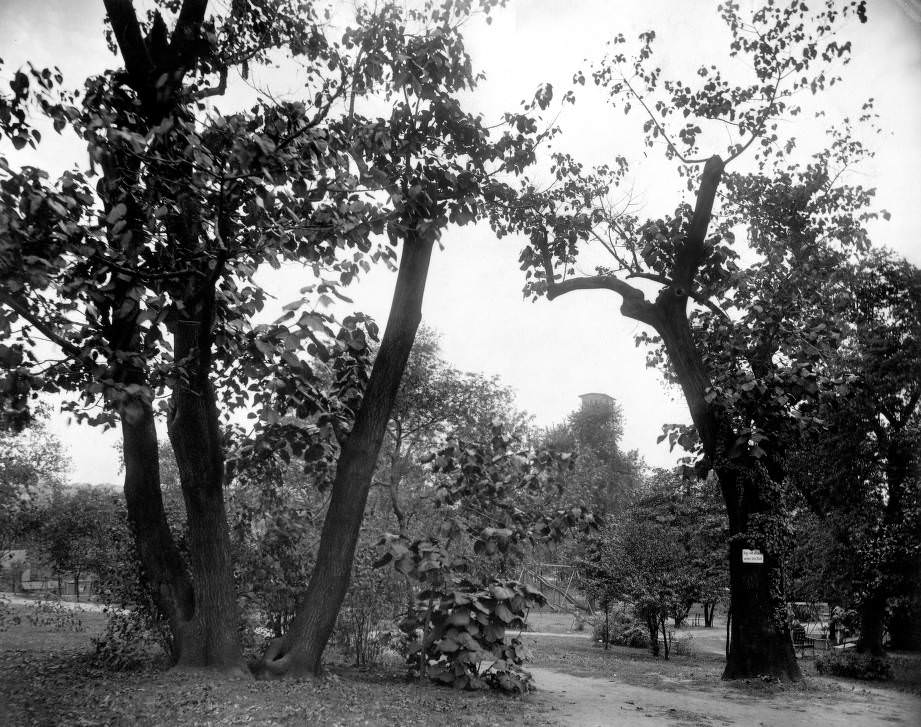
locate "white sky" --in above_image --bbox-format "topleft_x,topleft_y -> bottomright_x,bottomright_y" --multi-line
1,0 -> 919,484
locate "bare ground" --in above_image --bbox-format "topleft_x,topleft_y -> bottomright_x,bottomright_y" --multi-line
529,665 -> 921,726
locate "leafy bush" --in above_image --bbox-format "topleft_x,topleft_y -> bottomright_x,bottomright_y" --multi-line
25,598 -> 85,632
617,625 -> 653,649
671,632 -> 694,656
91,608 -> 164,670
0,595 -> 21,631
400,579 -> 545,693
334,547 -> 406,666
592,610 -> 651,649
815,651 -> 893,681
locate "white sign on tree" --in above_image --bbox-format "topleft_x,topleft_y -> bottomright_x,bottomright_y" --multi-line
742,549 -> 764,564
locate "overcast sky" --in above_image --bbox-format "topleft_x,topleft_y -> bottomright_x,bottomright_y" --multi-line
2,0 -> 919,484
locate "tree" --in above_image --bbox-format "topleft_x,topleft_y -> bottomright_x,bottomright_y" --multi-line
2,0 -> 327,670
370,324 -> 523,538
542,400 -> 643,518
788,252 -> 921,654
631,469 -> 728,628
0,415 -> 70,554
33,485 -> 122,600
1,0 -> 542,676
377,422 -> 592,691
496,0 -> 872,679
581,519 -> 689,658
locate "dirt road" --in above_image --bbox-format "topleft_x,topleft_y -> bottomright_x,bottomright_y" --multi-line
530,665 -> 921,726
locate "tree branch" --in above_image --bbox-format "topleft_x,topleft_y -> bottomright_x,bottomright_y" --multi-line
534,229 -> 658,325
0,291 -> 82,358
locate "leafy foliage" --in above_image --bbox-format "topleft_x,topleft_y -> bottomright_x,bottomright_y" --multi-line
23,598 -> 85,633
541,399 -> 643,518
376,423 -> 590,691
0,416 -> 70,550
334,546 -> 405,667
816,651 -> 893,681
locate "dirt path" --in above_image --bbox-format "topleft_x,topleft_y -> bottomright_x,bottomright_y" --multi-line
530,666 -> 921,726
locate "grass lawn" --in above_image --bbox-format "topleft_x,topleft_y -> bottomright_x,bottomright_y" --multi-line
523,629 -> 921,696
0,600 -> 555,727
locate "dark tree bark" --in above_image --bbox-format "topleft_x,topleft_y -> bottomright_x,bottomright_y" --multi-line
540,156 -> 801,680
166,320 -> 245,671
703,601 -> 716,628
719,463 -> 799,679
856,592 -> 887,656
646,613 -> 660,657
855,432 -> 916,656
119,369 -> 197,662
258,232 -> 435,677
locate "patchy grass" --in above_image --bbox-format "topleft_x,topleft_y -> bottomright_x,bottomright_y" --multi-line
524,632 -> 921,697
524,632 -> 727,691
0,603 -> 556,726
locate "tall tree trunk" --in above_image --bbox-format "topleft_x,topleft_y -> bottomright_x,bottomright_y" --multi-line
888,593 -> 921,651
856,592 -> 887,656
704,602 -> 715,628
258,233 -> 435,677
655,302 -> 800,680
719,464 -> 800,680
119,382 -> 198,663
166,320 -> 245,672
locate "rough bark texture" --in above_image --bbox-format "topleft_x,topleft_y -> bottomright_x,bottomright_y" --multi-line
718,465 -> 800,679
856,593 -> 887,656
165,320 -> 245,671
120,395 -> 195,659
703,602 -> 715,628
258,233 -> 435,677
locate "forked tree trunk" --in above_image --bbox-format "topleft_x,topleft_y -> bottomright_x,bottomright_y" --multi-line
258,233 -> 435,677
167,320 -> 246,672
704,602 -> 715,628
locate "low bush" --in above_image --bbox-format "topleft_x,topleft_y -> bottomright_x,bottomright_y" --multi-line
334,547 -> 407,667
0,595 -> 21,631
815,651 -> 894,681
399,579 -> 545,693
592,610 -> 651,649
91,608 -> 165,670
25,598 -> 85,633
671,632 -> 694,656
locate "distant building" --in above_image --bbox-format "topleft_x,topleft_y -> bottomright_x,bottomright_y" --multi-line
578,392 -> 615,413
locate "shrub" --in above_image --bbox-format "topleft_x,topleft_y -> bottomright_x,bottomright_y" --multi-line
815,651 -> 893,681
25,598 -> 85,632
0,595 -> 21,631
592,610 -> 651,649
671,633 -> 694,656
400,579 -> 545,693
91,608 -> 164,670
334,547 -> 406,666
